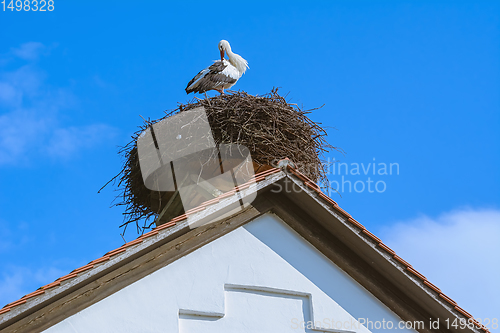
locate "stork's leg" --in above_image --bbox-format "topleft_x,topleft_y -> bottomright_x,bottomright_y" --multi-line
215,87 -> 224,95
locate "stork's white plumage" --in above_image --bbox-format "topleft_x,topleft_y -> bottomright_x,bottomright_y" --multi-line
186,40 -> 248,94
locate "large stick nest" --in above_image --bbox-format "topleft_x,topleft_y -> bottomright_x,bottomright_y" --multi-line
106,89 -> 337,233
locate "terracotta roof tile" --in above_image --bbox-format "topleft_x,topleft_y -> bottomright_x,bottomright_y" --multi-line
439,293 -> 458,306
407,266 -> 426,281
361,229 -> 381,243
105,248 -> 126,257
21,289 -> 45,300
333,205 -> 352,218
139,230 -> 159,239
41,281 -> 61,290
5,299 -> 26,308
317,191 -> 333,203
304,181 -> 319,191
423,280 -> 441,293
377,243 -> 396,256
90,256 -> 111,265
347,217 -> 366,230
121,239 -> 143,248
256,167 -> 281,178
317,191 -> 339,207
218,190 -> 236,200
455,306 -> 473,319
170,215 -> 187,223
185,206 -> 207,215
253,175 -> 268,182
288,168 -> 320,190
236,183 -> 251,191
155,221 -> 177,231
58,273 -> 78,282
471,319 -> 489,332
71,264 -> 94,274
393,254 -> 412,268
471,319 -> 482,328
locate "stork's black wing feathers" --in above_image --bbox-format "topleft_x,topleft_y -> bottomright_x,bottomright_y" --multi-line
186,61 -> 237,94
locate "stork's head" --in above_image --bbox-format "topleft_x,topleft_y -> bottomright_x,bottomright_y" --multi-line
218,40 -> 231,61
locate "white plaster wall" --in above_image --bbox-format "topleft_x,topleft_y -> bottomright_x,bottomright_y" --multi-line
43,213 -> 416,333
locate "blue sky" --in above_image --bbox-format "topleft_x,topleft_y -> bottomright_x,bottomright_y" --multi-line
1,0 -> 499,328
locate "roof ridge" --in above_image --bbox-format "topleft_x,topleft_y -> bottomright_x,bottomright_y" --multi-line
0,164 -> 490,333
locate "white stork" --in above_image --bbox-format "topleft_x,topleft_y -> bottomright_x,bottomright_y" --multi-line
185,40 -> 248,94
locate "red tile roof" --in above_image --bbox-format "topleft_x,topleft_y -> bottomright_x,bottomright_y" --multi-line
0,164 -> 489,332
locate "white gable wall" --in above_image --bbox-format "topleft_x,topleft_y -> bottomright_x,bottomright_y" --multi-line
43,213 -> 416,333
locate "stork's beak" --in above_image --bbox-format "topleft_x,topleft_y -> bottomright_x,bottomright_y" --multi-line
220,49 -> 225,61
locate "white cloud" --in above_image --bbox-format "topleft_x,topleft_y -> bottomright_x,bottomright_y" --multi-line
0,110 -> 51,165
10,42 -> 46,61
0,42 -> 117,165
46,124 -> 117,158
0,219 -> 31,253
0,82 -> 19,105
0,219 -> 68,307
0,65 -> 44,108
379,208 -> 500,328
